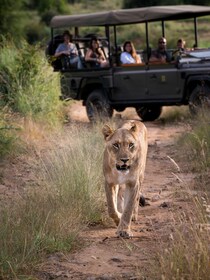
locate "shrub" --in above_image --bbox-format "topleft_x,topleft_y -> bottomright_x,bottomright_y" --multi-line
0,39 -> 63,126
0,108 -> 18,158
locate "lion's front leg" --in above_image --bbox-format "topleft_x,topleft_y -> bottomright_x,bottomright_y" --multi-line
117,184 -> 125,213
116,184 -> 139,238
105,182 -> 122,225
132,185 -> 142,222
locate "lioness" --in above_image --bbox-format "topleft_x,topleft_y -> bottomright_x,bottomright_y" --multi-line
102,120 -> 148,238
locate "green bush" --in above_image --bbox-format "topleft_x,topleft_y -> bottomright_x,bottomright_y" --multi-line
0,39 -> 63,126
0,109 -> 18,158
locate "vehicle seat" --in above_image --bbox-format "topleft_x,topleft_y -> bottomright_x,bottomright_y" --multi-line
75,42 -> 87,68
142,47 -> 152,63
112,45 -> 123,66
101,40 -> 109,59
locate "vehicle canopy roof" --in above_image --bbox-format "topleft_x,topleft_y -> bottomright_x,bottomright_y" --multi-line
50,5 -> 210,28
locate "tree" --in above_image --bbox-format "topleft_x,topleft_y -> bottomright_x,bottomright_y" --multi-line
0,0 -> 26,37
25,0 -> 68,13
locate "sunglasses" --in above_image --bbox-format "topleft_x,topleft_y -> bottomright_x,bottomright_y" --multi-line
159,41 -> 166,44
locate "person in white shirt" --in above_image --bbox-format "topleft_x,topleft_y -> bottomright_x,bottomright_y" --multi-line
120,41 -> 142,64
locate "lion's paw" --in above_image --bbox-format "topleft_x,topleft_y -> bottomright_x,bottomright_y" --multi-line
132,214 -> 138,222
116,230 -> 133,239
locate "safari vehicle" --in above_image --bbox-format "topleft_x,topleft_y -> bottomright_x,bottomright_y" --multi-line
47,5 -> 210,121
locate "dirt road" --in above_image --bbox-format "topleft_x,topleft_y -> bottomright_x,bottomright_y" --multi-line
36,103 -> 190,280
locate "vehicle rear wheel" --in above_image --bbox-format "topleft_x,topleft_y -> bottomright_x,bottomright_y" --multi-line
114,106 -> 126,112
86,89 -> 113,122
189,85 -> 210,115
136,106 -> 162,121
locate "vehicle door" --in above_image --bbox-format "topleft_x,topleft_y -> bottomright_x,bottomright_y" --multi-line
111,64 -> 147,101
146,63 -> 182,100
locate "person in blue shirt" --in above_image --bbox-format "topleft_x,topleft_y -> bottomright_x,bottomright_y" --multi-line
120,41 -> 142,64
55,30 -> 82,69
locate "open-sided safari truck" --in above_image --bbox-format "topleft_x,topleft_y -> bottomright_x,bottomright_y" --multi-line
47,5 -> 210,122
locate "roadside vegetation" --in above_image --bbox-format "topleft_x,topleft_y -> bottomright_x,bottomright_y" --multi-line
0,124 -> 105,279
0,38 -> 63,157
159,106 -> 191,124
158,110 -> 210,280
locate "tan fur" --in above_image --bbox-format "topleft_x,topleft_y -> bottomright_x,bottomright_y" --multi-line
102,120 -> 148,238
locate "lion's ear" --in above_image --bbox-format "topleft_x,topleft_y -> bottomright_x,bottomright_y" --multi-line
130,122 -> 137,133
102,124 -> 113,140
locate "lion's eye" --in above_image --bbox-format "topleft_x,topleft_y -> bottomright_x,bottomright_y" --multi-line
113,143 -> 120,149
129,143 -> 134,149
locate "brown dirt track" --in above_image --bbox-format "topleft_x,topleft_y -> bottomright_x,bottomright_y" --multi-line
0,103 -> 194,279
35,104 -> 192,280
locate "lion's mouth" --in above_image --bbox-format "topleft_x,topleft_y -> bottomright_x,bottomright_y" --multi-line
116,164 -> 130,171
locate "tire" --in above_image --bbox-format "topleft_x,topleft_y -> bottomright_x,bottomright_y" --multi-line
189,85 -> 210,115
86,89 -> 113,122
136,106 -> 162,121
114,106 -> 126,112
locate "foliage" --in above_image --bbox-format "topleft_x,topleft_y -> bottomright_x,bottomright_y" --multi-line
42,125 -> 105,224
0,124 -> 105,278
159,213 -> 210,280
0,39 -> 63,126
0,0 -> 27,38
157,109 -> 210,280
0,0 -> 70,42
0,108 -> 18,158
177,111 -> 210,172
27,0 -> 68,14
158,118 -> 210,279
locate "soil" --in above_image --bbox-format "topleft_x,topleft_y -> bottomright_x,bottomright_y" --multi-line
0,102 -> 194,280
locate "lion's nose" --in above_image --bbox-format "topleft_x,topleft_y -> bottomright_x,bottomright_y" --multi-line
120,158 -> 129,164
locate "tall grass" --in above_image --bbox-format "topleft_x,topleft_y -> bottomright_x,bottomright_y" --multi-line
159,187 -> 210,280
42,124 -> 105,224
160,212 -> 210,280
158,110 -> 210,280
0,38 -> 63,126
178,110 -> 210,172
0,108 -> 19,158
0,123 -> 105,279
0,38 -> 64,157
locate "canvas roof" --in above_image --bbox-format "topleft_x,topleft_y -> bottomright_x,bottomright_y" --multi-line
50,5 -> 210,28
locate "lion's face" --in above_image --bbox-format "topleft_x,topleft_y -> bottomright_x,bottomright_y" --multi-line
102,122 -> 141,173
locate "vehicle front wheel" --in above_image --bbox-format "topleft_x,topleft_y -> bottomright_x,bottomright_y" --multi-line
189,85 -> 210,115
136,106 -> 162,121
86,89 -> 113,122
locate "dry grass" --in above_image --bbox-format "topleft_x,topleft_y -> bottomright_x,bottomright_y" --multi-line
157,110 -> 210,280
160,106 -> 191,124
0,122 -> 106,279
159,191 -> 210,280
